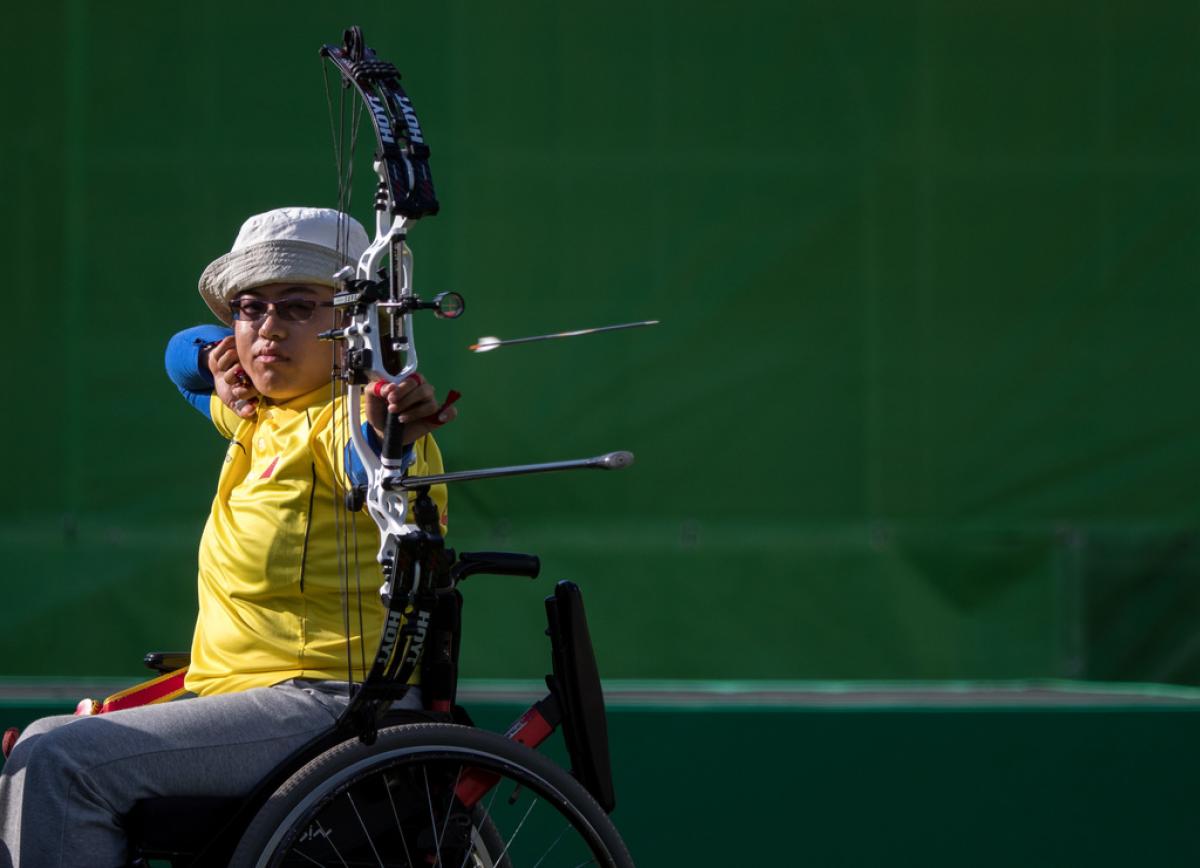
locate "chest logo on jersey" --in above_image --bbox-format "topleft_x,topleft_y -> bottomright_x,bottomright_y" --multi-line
225,439 -> 247,464
259,456 -> 281,479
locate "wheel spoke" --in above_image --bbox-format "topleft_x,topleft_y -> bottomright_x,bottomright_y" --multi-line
423,764 -> 444,866
435,763 -> 465,858
529,823 -> 574,868
492,795 -> 537,867
459,785 -> 504,868
383,770 -> 416,867
456,834 -> 474,868
346,789 -> 386,867
291,848 -> 325,867
427,763 -> 483,868
317,819 -> 350,868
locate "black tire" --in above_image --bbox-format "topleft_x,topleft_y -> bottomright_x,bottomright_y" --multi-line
229,722 -> 634,867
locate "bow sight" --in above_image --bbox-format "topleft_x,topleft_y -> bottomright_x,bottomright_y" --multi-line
319,275 -> 464,386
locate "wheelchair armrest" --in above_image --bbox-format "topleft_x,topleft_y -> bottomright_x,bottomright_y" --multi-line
144,651 -> 191,673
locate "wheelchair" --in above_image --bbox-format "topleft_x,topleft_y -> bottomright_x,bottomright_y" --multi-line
114,489 -> 633,867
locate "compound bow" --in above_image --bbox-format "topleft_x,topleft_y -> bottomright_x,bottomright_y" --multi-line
317,27 -> 632,741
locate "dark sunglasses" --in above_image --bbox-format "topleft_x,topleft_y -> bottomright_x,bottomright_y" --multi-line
230,297 -> 333,324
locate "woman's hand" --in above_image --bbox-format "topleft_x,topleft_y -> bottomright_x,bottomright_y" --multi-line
367,374 -> 458,445
204,336 -> 260,419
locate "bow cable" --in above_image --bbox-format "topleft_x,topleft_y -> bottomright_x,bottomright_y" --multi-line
323,56 -> 371,690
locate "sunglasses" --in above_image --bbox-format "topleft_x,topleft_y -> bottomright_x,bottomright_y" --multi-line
230,297 -> 333,324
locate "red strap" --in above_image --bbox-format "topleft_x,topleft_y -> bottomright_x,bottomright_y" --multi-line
425,390 -> 462,428
2,727 -> 18,759
101,668 -> 188,713
74,668 -> 189,716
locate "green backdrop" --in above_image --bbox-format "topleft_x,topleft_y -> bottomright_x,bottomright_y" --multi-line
1,1 -> 1199,685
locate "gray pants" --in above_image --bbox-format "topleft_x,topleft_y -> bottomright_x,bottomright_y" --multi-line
0,680 -> 416,868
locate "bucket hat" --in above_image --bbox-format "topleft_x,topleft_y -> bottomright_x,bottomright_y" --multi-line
198,207 -> 370,324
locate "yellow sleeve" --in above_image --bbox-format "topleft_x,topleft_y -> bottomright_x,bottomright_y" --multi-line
209,393 -> 242,439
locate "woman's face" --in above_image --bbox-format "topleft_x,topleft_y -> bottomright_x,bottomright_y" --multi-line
230,283 -> 337,402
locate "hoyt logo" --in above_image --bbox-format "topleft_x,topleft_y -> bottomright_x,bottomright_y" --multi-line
402,607 -> 430,666
365,93 -> 425,147
376,610 -> 404,665
375,607 -> 430,667
366,94 -> 395,145
396,95 -> 425,145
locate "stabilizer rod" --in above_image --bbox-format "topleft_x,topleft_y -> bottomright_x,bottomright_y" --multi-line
384,451 -> 634,490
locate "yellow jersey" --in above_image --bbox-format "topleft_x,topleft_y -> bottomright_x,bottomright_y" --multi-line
185,385 -> 447,696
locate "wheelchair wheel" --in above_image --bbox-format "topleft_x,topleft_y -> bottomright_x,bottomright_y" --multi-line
229,722 -> 634,867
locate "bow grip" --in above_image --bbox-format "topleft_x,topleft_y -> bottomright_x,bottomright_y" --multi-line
381,411 -> 406,465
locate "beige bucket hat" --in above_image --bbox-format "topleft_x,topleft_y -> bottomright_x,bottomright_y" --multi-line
198,207 -> 370,324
